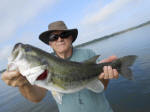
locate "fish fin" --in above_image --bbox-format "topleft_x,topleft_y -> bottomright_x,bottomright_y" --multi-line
83,55 -> 100,64
119,55 -> 137,80
120,55 -> 137,67
52,77 -> 67,90
51,91 -> 63,104
120,67 -> 134,80
53,83 -> 66,90
86,79 -> 104,93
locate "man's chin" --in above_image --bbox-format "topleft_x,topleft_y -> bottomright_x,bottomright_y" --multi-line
56,48 -> 67,53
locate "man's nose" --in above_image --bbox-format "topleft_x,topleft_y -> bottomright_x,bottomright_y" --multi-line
57,37 -> 63,41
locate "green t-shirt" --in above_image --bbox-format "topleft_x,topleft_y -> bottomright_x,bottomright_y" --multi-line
54,48 -> 113,112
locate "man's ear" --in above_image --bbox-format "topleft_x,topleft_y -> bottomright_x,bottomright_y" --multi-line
70,36 -> 74,43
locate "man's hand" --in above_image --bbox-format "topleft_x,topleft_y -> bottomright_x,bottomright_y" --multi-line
1,69 -> 47,103
98,55 -> 119,89
1,69 -> 29,87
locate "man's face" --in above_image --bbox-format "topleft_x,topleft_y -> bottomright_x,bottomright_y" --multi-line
48,31 -> 73,53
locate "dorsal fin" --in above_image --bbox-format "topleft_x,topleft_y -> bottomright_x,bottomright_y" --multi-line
83,55 -> 100,64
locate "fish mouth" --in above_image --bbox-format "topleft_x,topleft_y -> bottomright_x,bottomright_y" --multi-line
10,43 -> 23,61
36,70 -> 48,80
12,43 -> 22,52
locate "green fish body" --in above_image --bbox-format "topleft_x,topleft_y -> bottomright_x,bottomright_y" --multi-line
7,43 -> 137,104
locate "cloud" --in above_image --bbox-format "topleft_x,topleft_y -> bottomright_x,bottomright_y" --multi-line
75,0 -> 150,45
80,0 -> 133,26
0,0 -> 58,68
0,0 -> 57,43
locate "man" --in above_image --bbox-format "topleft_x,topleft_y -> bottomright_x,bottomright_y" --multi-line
1,21 -> 119,112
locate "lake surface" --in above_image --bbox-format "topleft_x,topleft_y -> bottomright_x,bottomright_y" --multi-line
0,24 -> 150,112
77,24 -> 150,112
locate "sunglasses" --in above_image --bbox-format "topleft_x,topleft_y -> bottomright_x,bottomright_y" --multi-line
48,31 -> 72,42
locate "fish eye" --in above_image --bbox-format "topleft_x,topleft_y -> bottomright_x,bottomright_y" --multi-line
25,46 -> 31,52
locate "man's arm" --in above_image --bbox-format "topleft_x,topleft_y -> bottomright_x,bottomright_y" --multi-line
1,70 -> 47,103
98,55 -> 119,89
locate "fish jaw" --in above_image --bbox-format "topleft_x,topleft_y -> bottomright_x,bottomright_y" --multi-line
9,43 -> 22,62
8,44 -> 24,71
12,43 -> 22,52
20,65 -> 49,85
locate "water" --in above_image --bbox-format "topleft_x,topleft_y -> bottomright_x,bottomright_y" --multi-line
77,24 -> 150,112
0,24 -> 150,112
0,80 -> 59,112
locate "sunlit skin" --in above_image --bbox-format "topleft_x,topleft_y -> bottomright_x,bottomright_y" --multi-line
49,31 -> 73,59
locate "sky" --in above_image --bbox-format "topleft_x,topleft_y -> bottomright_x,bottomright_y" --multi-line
0,0 -> 150,69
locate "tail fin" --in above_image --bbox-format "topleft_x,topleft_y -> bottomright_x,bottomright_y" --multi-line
119,55 -> 137,80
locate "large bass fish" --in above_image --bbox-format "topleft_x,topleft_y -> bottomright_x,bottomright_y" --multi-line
7,43 -> 137,104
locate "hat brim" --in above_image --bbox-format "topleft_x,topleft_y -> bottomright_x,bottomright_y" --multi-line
39,29 -> 78,45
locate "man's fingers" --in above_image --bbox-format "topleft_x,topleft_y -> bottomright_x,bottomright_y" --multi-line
5,76 -> 29,87
5,80 -> 12,86
103,66 -> 109,79
108,55 -> 117,62
99,66 -> 119,80
1,70 -> 30,87
16,76 -> 29,87
108,66 -> 114,79
99,59 -> 108,63
99,73 -> 105,79
113,69 -> 119,79
2,70 -> 20,80
99,55 -> 117,63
